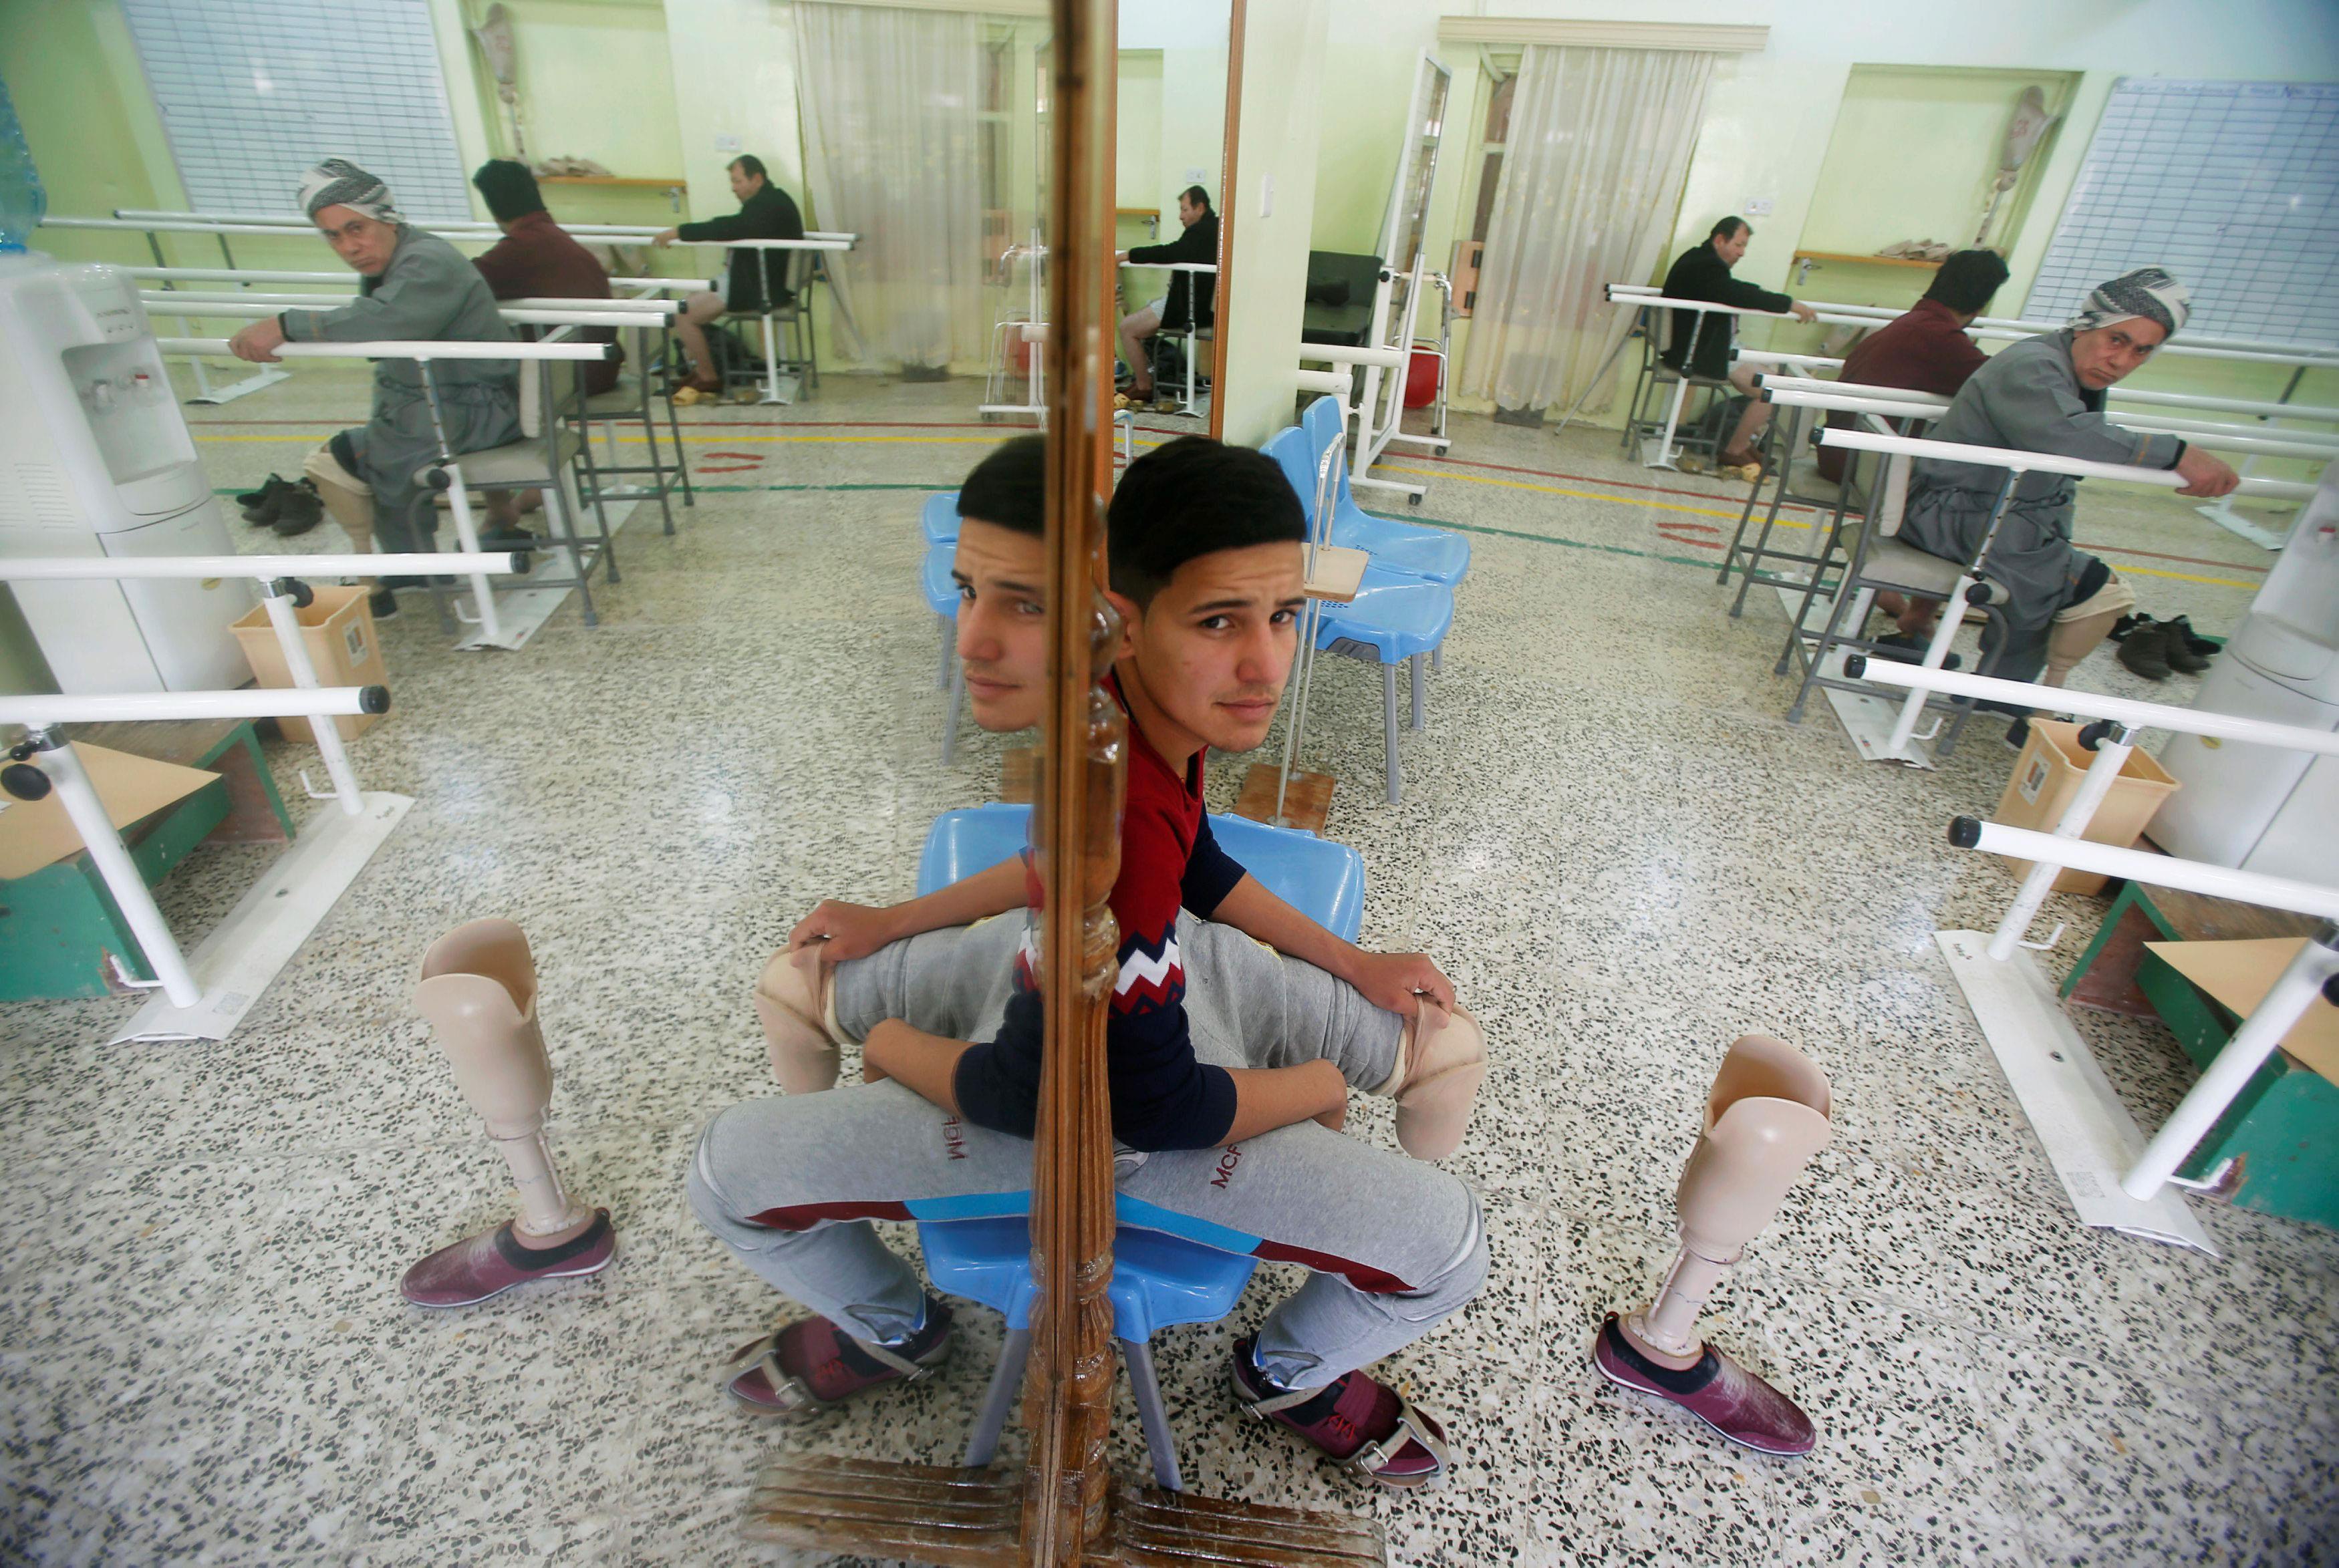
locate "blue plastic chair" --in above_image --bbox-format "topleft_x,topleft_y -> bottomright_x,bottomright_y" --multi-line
920,543 -> 968,763
1263,426 -> 1455,803
921,491 -> 960,545
1299,396 -> 1470,586
910,804 -> 1364,1487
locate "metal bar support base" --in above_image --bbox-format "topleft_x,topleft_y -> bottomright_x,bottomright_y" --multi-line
112,791 -> 414,1043
186,365 -> 293,406
1934,930 -> 2215,1253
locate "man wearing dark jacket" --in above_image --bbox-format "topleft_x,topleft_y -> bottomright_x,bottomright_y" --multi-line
1116,186 -> 1219,404
652,154 -> 806,394
470,160 -> 623,397
1659,217 -> 1816,469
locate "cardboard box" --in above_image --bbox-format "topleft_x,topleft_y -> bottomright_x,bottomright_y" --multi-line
230,587 -> 386,744
1992,719 -> 2180,895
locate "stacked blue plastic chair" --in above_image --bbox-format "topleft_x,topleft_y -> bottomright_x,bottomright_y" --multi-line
920,498 -> 966,762
1262,426 -> 1455,802
911,802 -> 1364,1489
1298,396 -> 1470,587
921,490 -> 961,546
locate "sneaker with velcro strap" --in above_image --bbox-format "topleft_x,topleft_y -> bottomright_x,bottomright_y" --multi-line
1228,1334 -> 1452,1488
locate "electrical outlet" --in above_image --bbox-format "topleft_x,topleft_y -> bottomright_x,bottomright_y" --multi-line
1744,197 -> 1774,216
715,135 -> 742,154
1186,167 -> 1208,186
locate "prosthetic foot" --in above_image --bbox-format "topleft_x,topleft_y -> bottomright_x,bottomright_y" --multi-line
402,918 -> 613,1307
753,945 -> 850,1094
1591,1034 -> 1831,1455
1373,1002 -> 1488,1162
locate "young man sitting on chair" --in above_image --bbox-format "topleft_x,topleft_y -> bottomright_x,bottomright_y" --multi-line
687,434 -> 1488,1487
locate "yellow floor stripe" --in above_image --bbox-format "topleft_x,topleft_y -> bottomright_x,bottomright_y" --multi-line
1375,464 -> 2262,591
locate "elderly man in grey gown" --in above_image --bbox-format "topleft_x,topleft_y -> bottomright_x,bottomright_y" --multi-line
1899,266 -> 2238,728
229,158 -> 524,613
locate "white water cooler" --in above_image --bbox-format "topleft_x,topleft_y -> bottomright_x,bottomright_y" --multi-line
2152,466 -> 2339,886
0,252 -> 253,692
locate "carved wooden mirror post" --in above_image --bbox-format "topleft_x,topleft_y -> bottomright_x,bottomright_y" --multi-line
746,1 -> 1383,1559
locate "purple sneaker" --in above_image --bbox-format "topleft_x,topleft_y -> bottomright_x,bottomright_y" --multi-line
1229,1336 -> 1452,1488
1591,1312 -> 1816,1456
724,1299 -> 955,1417
400,1209 -> 615,1308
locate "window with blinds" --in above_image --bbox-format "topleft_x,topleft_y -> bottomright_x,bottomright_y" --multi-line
122,0 -> 474,223
2028,79 -> 2339,346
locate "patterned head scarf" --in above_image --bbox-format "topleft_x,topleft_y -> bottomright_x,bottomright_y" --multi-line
297,158 -> 404,225
2068,266 -> 2190,337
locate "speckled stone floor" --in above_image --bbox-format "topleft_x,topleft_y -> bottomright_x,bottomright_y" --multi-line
3,367 -> 2334,1567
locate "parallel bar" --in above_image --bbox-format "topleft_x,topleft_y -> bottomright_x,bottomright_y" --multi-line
1,685 -> 382,728
156,337 -> 611,361
1848,657 -> 2339,758
1817,426 -> 2316,500
146,297 -> 654,329
1954,820 -> 2339,923
0,553 -> 525,581
1985,725 -> 2138,961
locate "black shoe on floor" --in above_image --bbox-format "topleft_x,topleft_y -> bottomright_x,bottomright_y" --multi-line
241,474 -> 295,525
1871,635 -> 1963,671
2160,615 -> 2214,673
368,588 -> 400,621
269,488 -> 323,537
2006,716 -> 2031,750
2117,620 -> 2175,681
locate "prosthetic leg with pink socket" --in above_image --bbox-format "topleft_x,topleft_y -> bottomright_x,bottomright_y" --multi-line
753,944 -> 849,1094
1592,1034 -> 1832,1455
400,918 -> 615,1307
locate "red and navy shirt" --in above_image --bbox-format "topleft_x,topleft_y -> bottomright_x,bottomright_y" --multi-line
952,673 -> 1249,1151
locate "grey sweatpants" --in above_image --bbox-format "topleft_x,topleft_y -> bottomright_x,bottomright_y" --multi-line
688,915 -> 1484,1392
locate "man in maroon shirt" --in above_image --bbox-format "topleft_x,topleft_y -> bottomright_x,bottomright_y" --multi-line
1816,249 -> 2010,637
470,160 -> 624,397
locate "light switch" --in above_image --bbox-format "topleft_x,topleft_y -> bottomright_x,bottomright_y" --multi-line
1260,175 -> 1274,218
715,135 -> 742,154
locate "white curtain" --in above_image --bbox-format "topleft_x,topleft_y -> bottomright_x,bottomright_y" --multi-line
1457,45 -> 1715,415
793,3 -> 990,373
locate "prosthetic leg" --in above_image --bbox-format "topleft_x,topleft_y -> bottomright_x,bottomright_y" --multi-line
2044,572 -> 2137,687
1592,1034 -> 1831,1454
400,918 -> 615,1307
303,446 -> 377,560
753,944 -> 850,1094
1371,1001 -> 1488,1162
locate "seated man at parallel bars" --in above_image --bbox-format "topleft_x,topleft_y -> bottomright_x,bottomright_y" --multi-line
1659,216 -> 1818,472
1900,266 -> 2239,738
227,158 -> 525,618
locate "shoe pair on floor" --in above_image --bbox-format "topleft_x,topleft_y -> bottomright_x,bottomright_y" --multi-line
236,473 -> 323,536
721,1302 -> 1454,1488
2112,613 -> 2217,681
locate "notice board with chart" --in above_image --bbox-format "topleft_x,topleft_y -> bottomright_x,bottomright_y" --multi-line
2025,79 -> 2339,347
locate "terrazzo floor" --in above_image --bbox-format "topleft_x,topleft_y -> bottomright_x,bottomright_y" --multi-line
3,367 -> 2334,1567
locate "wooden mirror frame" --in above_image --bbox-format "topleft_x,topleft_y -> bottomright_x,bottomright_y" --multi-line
1207,0 -> 1244,442
747,3 -> 1380,1559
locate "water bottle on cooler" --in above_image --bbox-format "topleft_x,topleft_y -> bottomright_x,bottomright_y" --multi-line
0,77 -> 47,253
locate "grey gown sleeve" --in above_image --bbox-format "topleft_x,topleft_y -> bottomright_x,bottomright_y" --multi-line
1979,353 -> 2183,471
281,243 -> 478,344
